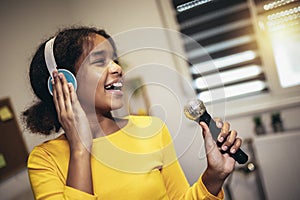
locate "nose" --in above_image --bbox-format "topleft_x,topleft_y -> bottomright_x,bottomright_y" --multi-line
108,61 -> 122,76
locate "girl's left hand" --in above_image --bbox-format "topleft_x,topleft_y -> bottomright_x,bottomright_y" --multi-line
200,120 -> 242,195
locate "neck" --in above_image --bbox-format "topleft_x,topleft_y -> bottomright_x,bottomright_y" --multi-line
85,111 -> 126,138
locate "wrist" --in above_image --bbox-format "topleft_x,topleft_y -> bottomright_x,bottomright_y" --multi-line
66,135 -> 92,152
69,145 -> 91,156
202,168 -> 225,196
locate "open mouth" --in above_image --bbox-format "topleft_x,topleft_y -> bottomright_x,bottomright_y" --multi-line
104,82 -> 123,91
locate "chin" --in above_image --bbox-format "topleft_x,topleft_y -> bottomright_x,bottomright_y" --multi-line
111,104 -> 124,111
110,98 -> 124,110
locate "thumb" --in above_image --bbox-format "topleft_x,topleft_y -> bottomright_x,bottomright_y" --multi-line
199,122 -> 216,152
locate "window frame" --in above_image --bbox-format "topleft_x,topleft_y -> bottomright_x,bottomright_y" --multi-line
156,0 -> 300,118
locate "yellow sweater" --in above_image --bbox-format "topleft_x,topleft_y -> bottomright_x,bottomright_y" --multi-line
28,115 -> 224,199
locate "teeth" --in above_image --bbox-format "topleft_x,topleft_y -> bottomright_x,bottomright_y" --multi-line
112,82 -> 122,87
105,82 -> 123,90
105,85 -> 112,90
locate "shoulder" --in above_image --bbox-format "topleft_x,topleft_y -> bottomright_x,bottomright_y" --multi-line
28,134 -> 69,164
128,115 -> 165,127
27,134 -> 69,180
35,134 -> 68,150
126,115 -> 170,138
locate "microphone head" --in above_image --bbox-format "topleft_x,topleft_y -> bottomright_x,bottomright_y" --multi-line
184,99 -> 206,121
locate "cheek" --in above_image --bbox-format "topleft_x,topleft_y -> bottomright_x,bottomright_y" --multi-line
77,70 -> 104,103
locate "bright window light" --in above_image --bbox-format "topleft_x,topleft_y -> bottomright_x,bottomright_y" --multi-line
176,0 -> 213,12
267,6 -> 300,21
198,80 -> 267,103
190,50 -> 258,74
264,0 -> 297,11
272,35 -> 300,88
187,35 -> 255,59
184,18 -> 252,43
267,6 -> 300,32
194,65 -> 262,89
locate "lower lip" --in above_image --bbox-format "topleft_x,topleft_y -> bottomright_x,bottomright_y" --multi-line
106,89 -> 124,96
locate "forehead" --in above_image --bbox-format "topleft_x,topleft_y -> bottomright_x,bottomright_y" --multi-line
88,35 -> 115,61
91,35 -> 114,53
75,34 -> 114,70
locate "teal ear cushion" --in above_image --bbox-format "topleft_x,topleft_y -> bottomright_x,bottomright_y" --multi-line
47,69 -> 77,95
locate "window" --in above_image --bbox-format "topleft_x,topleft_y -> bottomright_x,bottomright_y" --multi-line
255,0 -> 300,88
158,0 -> 300,116
172,0 -> 268,103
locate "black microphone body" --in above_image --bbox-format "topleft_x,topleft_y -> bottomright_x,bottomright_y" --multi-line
197,111 -> 248,164
184,99 -> 248,164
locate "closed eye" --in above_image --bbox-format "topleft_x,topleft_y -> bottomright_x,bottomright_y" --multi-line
91,59 -> 106,66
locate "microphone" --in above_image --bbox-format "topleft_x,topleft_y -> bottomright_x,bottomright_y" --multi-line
184,99 -> 248,164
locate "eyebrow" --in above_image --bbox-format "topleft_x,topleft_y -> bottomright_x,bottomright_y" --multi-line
90,48 -> 116,59
90,50 -> 106,58
88,50 -> 108,63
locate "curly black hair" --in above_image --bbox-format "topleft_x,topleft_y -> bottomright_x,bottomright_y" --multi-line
22,26 -> 116,135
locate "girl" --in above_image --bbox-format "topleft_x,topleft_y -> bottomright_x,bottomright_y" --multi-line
23,26 -> 242,199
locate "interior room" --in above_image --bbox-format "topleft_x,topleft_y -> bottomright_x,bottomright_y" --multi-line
0,0 -> 299,199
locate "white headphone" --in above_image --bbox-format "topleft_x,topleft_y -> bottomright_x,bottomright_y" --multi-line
44,37 -> 77,95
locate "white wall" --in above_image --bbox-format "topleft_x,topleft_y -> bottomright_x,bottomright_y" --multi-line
0,0 -> 202,199
1,0 -> 300,199
0,1 -> 78,199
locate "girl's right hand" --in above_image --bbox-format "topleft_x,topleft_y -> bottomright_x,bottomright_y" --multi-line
52,70 -> 93,151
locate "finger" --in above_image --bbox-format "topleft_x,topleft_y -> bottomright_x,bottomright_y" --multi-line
214,118 -> 223,129
218,121 -> 231,143
221,130 -> 237,152
199,122 -> 216,152
59,73 -> 72,112
230,137 -> 242,154
213,118 -> 225,143
54,72 -> 66,114
52,71 -> 60,113
68,83 -> 76,103
60,73 -> 70,101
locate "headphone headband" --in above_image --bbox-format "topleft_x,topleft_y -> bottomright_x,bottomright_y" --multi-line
44,37 -> 57,78
44,37 -> 78,95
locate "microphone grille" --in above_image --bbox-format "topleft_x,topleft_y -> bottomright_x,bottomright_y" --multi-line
184,99 -> 206,121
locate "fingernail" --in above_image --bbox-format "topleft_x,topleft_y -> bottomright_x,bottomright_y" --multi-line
59,73 -> 63,79
218,137 -> 224,143
222,146 -> 228,151
231,148 -> 236,154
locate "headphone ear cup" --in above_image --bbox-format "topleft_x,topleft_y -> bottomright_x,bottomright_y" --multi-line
47,69 -> 77,95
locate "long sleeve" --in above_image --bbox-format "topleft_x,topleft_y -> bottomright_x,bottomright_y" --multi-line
27,116 -> 224,200
160,124 -> 224,200
27,145 -> 97,200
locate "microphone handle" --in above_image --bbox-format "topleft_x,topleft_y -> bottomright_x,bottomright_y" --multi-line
198,111 -> 248,164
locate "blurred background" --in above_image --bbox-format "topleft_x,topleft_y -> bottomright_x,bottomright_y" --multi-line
0,0 -> 300,199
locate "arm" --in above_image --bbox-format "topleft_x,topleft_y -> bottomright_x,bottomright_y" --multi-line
67,147 -> 93,195
28,71 -> 95,199
160,124 -> 224,200
161,159 -> 224,200
52,71 -> 93,195
28,146 -> 97,200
